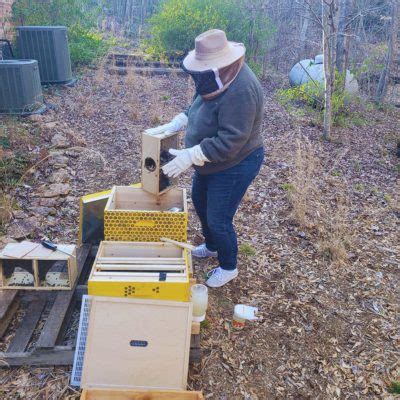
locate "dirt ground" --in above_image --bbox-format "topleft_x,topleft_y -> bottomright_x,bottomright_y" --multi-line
0,64 -> 399,399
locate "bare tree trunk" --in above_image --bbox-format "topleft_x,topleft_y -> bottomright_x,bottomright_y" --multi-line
299,1 -> 310,58
323,1 -> 332,140
375,0 -> 399,104
336,0 -> 347,73
322,0 -> 339,140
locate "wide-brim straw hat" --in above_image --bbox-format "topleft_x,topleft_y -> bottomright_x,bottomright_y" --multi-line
183,29 -> 246,72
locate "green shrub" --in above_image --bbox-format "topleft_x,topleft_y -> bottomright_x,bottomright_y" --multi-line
69,25 -> 113,67
11,0 -> 108,68
143,0 -> 275,70
276,71 -> 359,126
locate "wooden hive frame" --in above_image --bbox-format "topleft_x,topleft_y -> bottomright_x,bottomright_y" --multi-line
0,242 -> 77,291
88,241 -> 191,301
141,130 -> 180,195
104,186 -> 188,243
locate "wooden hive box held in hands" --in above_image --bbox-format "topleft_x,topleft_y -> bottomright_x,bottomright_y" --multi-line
0,241 -> 77,290
81,297 -> 193,391
88,241 -> 190,301
142,130 -> 179,195
104,186 -> 187,242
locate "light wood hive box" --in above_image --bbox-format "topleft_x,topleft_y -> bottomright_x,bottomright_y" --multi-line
88,241 -> 191,301
81,297 -> 193,391
0,241 -> 77,290
104,186 -> 188,242
142,130 -> 180,196
80,389 -> 204,399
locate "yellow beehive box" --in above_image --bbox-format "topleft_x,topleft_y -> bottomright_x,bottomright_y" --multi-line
104,186 -> 187,242
88,241 -> 191,301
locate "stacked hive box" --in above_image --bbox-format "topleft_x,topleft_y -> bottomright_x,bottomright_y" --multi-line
89,131 -> 191,300
88,241 -> 191,301
81,131 -> 201,397
104,186 -> 187,242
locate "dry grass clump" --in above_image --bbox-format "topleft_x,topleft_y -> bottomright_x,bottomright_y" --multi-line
287,139 -> 352,265
0,193 -> 14,230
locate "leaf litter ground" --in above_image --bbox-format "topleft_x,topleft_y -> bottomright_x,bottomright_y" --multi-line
0,66 -> 398,399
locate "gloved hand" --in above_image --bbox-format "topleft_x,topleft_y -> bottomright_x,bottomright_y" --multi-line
162,145 -> 209,178
145,113 -> 188,136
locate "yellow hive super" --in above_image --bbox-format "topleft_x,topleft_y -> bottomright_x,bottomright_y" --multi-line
88,241 -> 191,301
104,186 -> 188,242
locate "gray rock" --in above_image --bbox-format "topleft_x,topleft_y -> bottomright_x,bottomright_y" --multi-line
12,210 -> 28,219
38,183 -> 71,198
49,169 -> 70,183
34,207 -> 56,217
51,133 -> 70,149
7,217 -> 42,239
39,198 -> 61,207
49,153 -> 69,166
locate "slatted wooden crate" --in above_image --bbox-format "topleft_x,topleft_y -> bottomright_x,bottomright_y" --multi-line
88,241 -> 191,301
104,186 -> 188,242
0,242 -> 77,290
80,389 -> 204,399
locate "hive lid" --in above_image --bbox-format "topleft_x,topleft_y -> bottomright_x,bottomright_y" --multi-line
81,296 -> 192,390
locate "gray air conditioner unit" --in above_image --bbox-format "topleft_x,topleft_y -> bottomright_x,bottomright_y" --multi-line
0,60 -> 46,115
16,26 -> 73,84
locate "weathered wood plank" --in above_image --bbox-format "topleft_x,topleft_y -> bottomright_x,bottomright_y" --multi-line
0,346 -> 74,366
36,245 -> 90,349
6,294 -> 47,353
106,66 -> 185,77
190,334 -> 200,349
189,348 -> 201,364
0,298 -> 19,338
0,290 -> 18,319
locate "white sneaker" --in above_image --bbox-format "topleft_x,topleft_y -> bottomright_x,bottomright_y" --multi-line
192,243 -> 218,258
206,267 -> 238,288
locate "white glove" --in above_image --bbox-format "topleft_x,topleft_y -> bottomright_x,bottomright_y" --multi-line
145,113 -> 188,136
162,145 -> 209,178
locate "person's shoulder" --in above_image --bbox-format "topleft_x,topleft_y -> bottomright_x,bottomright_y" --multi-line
224,64 -> 262,97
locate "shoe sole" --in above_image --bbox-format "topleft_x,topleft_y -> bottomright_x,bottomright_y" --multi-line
206,272 -> 238,288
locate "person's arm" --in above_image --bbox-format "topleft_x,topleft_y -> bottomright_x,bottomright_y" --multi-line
200,88 -> 257,162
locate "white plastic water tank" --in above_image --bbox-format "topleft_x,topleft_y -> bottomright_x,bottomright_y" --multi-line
289,54 -> 358,94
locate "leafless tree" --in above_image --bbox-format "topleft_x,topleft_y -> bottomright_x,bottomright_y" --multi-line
322,0 -> 340,140
375,0 -> 399,103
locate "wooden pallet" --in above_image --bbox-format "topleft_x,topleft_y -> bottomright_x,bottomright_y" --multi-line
0,245 -> 91,367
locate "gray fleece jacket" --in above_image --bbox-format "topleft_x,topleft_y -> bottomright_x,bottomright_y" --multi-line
185,64 -> 264,175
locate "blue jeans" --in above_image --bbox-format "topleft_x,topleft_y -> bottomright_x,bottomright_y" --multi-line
192,147 -> 264,270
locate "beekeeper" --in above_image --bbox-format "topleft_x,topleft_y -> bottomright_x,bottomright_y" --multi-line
146,29 -> 264,288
